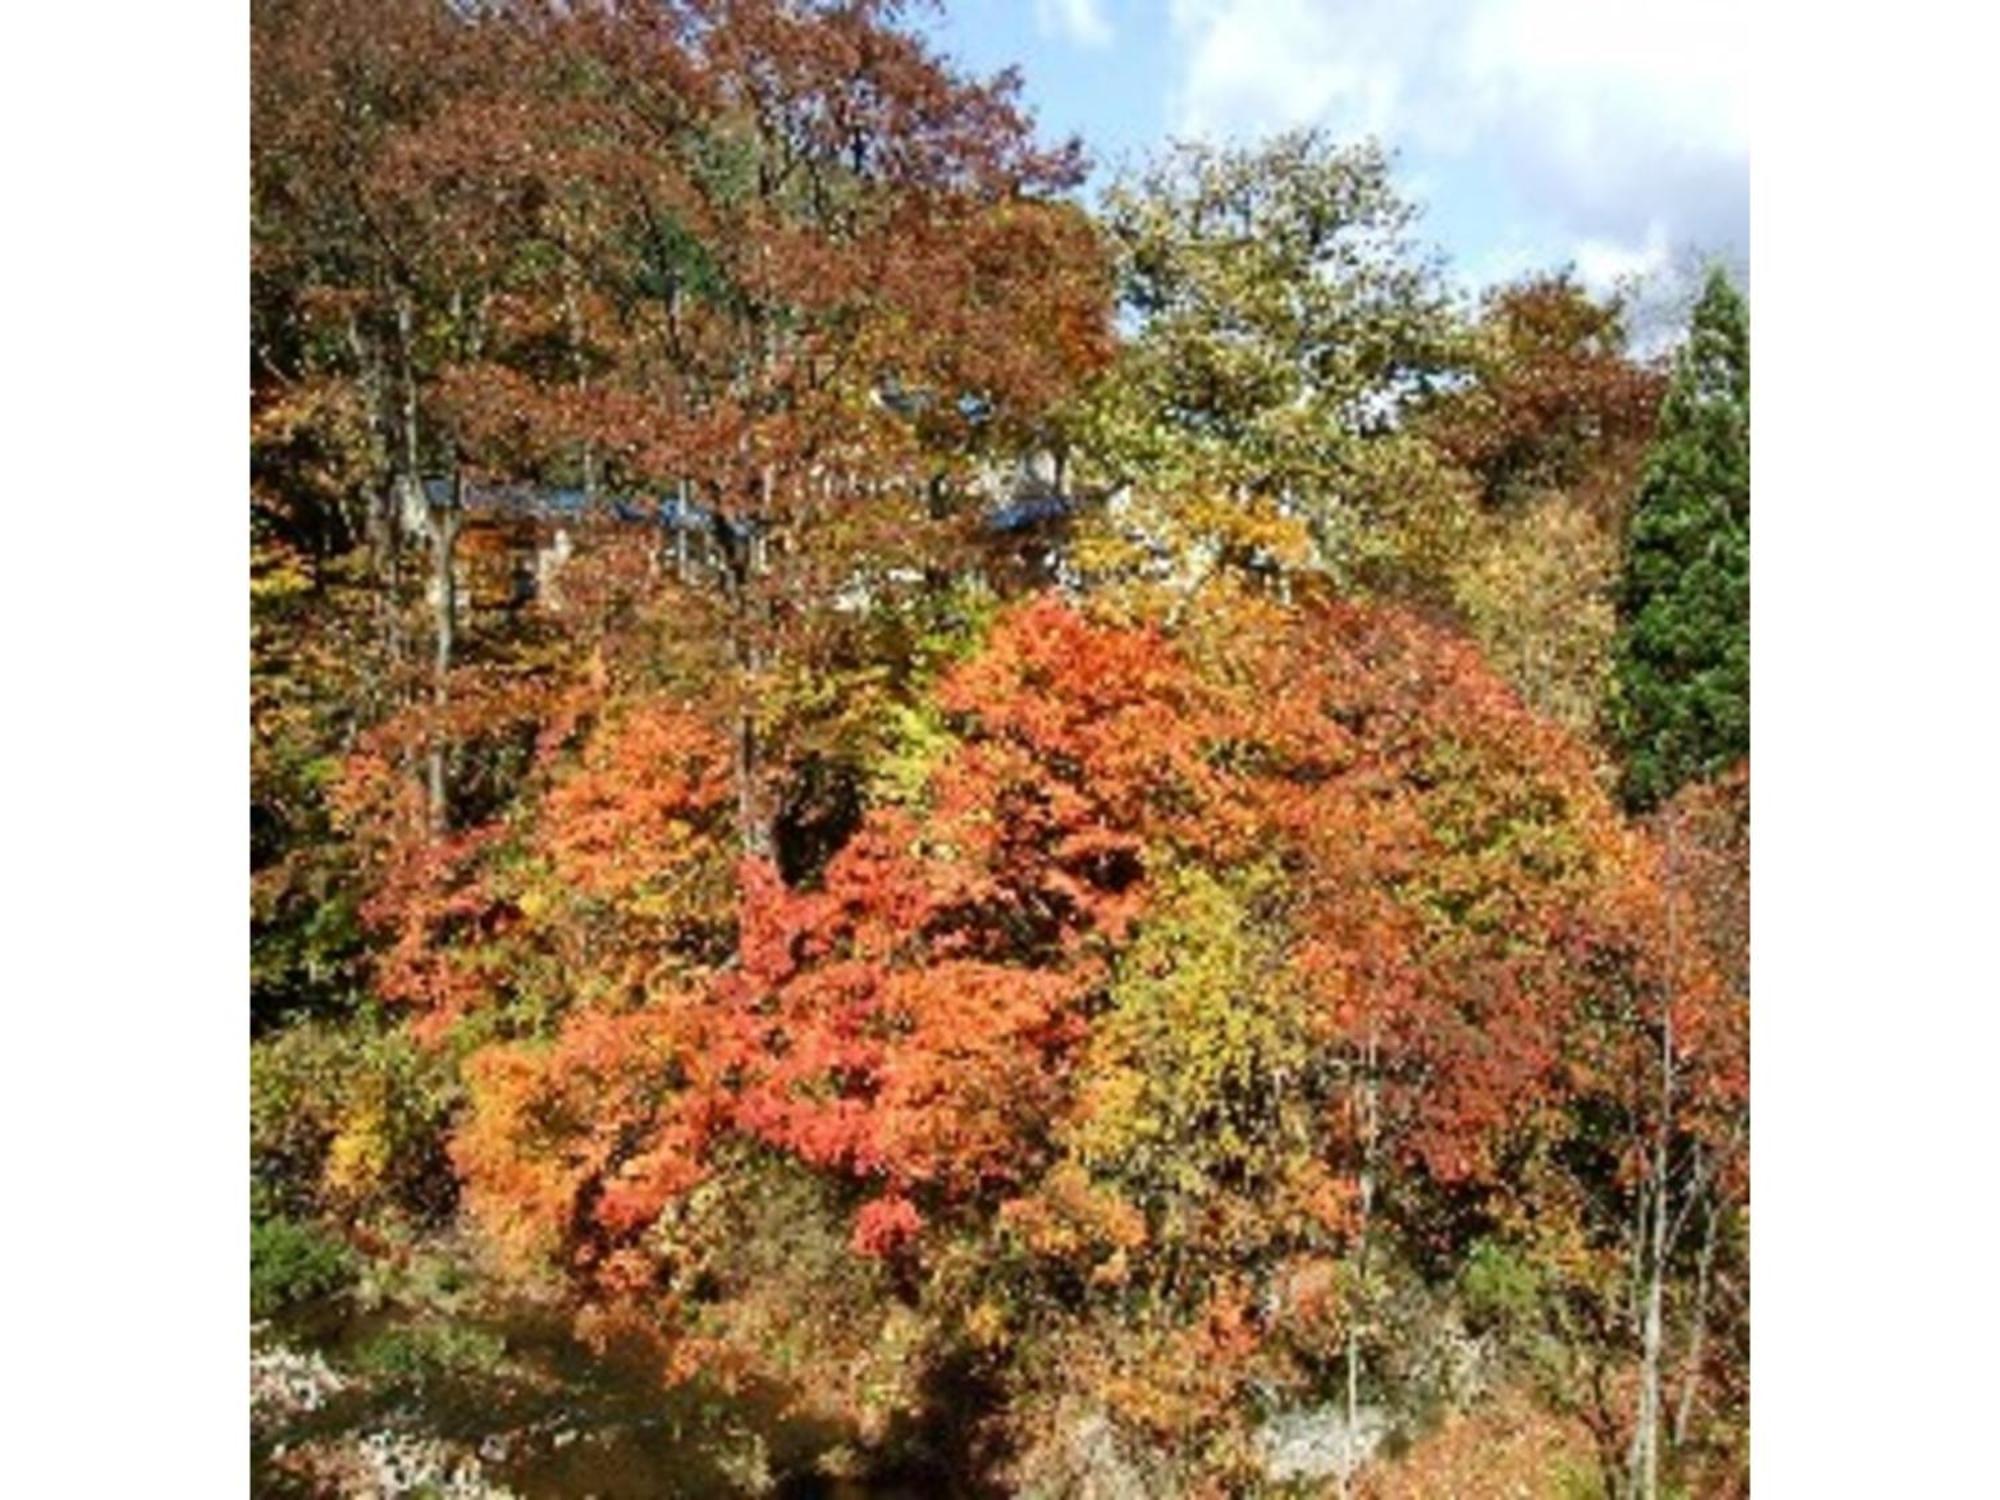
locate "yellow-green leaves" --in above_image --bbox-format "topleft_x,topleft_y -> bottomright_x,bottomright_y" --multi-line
1063,868 -> 1313,1251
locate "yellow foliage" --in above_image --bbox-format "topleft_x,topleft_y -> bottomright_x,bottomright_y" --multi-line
1450,494 -> 1620,744
321,1098 -> 391,1204
963,1298 -> 1011,1352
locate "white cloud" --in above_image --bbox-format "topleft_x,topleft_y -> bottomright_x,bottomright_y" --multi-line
1573,224 -> 1672,294
1036,0 -> 1115,48
1163,0 -> 1747,287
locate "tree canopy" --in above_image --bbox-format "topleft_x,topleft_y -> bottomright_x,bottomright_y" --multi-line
250,7 -> 1749,1496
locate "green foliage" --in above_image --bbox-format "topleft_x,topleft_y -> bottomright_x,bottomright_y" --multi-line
353,1319 -> 506,1392
1073,130 -> 1471,605
764,579 -> 994,863
650,1148 -> 932,1426
250,1016 -> 460,1225
1554,1455 -> 1614,1500
251,1215 -> 357,1319
251,546 -> 381,1028
1458,1238 -> 1544,1336
865,700 -> 961,813
1612,268 -> 1750,809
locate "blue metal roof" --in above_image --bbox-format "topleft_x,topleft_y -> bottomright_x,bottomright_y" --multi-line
427,478 -> 1066,538
988,492 -> 1075,533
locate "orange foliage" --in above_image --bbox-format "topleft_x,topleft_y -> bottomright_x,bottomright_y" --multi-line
454,997 -> 718,1272
1358,1389 -> 1603,1500
539,704 -> 733,903
344,591 -> 1737,1480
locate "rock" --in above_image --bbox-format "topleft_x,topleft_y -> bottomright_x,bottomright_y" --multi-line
355,1430 -> 515,1498
1013,1408 -> 1168,1500
1254,1403 -> 1390,1485
712,1429 -> 774,1495
1067,1413 -> 1157,1500
251,1343 -> 349,1423
265,1429 -> 516,1498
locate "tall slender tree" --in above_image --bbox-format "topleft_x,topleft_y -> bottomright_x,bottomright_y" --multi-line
1611,267 -> 1750,810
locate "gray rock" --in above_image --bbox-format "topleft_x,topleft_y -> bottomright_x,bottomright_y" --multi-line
1014,1407 -> 1172,1500
1065,1412 -> 1154,1500
354,1430 -> 514,1498
1254,1403 -> 1390,1484
251,1343 -> 349,1423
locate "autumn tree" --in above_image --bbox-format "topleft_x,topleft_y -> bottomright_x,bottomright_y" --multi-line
417,588 -> 1731,1495
252,0 -> 468,1015
258,0 -> 1113,1072
1612,267 -> 1750,810
1648,764 -> 1749,1488
251,12 -> 1751,1494
259,0 -> 1113,862
500,0 -> 1112,859
254,0 -> 589,856
1428,274 -> 1664,526
1473,764 -> 1747,1500
1071,131 -> 1469,613
251,539 -> 381,1026
1425,274 -> 1666,743
981,592 -> 1728,1493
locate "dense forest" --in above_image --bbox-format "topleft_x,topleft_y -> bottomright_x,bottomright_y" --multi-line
250,2 -> 1749,1495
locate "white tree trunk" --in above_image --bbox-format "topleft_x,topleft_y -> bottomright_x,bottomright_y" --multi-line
426,473 -> 460,836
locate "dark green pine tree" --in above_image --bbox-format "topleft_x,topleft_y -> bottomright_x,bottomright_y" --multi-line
1612,266 -> 1750,810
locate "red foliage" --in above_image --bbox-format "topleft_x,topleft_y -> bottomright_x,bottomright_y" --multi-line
851,1194 -> 924,1258
705,601 -> 1241,1241
395,593 -> 1732,1304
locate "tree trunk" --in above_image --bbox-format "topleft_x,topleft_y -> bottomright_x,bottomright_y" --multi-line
1673,1187 -> 1721,1447
426,470 -> 460,837
562,273 -> 598,505
1629,828 -> 1680,1500
675,478 -> 691,582
735,694 -> 769,860
1631,1093 -> 1668,1500
722,468 -> 776,862
394,295 -> 428,537
344,316 -> 403,699
1342,1026 -> 1380,1498
369,483 -> 406,719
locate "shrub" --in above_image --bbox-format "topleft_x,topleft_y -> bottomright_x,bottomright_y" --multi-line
251,1016 -> 459,1226
251,1215 -> 356,1319
1459,1238 -> 1543,1336
353,1320 -> 506,1393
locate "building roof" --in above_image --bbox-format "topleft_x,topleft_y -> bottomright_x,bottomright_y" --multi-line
423,477 -> 1073,537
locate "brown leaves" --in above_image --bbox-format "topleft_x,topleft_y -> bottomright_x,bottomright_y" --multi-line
1424,272 -> 1666,523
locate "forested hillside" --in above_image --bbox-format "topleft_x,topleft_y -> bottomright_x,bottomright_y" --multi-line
250,3 -> 1749,1495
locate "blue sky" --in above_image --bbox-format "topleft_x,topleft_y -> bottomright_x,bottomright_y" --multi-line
920,1 -> 1748,304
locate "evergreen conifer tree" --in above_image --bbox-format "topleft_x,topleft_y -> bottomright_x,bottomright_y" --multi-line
1612,267 -> 1750,809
